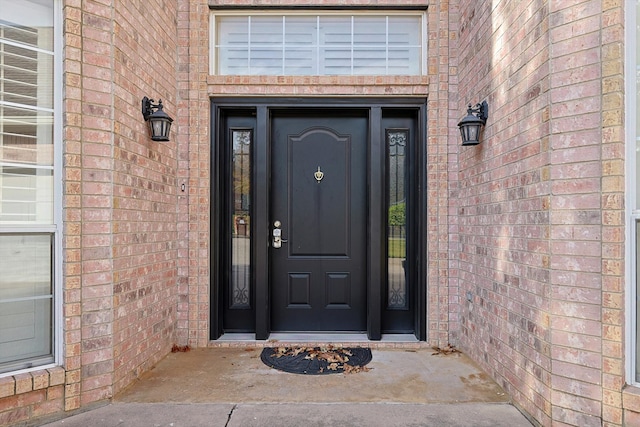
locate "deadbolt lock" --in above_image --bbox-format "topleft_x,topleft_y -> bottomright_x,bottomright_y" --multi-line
272,220 -> 287,248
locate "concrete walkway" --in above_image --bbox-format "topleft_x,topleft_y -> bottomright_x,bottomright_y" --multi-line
41,402 -> 531,426
40,348 -> 533,426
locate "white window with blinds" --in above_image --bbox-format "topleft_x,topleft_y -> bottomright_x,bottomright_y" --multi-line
211,12 -> 426,76
0,0 -> 60,374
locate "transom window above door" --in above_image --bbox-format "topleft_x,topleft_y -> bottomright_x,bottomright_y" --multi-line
211,12 -> 426,76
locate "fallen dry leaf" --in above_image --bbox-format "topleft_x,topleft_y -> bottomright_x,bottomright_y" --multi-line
343,364 -> 372,374
431,344 -> 460,355
171,344 -> 191,353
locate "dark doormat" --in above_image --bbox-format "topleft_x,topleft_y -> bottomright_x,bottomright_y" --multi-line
260,346 -> 373,375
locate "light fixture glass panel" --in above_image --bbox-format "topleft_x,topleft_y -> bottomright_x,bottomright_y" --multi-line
467,125 -> 478,142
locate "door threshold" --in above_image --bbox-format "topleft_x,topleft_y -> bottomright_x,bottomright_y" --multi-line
211,333 -> 429,349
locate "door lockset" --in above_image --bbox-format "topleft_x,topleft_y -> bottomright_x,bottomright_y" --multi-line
272,220 -> 288,248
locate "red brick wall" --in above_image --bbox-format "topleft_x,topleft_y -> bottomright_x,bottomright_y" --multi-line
426,0 -> 459,348
65,0 -> 180,409
600,2 -> 627,426
0,369 -> 66,425
456,1 -> 626,426
62,0 -> 85,413
1,0 -> 181,423
457,0 -> 550,422
76,0 -> 118,407
179,0 -> 212,348
548,3 -> 606,424
110,0 -> 180,395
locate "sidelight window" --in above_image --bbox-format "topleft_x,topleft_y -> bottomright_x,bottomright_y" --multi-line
386,129 -> 408,309
231,129 -> 251,308
212,12 -> 425,76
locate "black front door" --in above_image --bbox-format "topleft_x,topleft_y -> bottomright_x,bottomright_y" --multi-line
212,99 -> 427,340
270,111 -> 368,331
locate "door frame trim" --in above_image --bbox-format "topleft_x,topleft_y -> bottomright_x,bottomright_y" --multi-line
211,97 -> 428,341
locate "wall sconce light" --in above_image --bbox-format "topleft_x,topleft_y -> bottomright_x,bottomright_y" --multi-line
458,101 -> 488,146
141,96 -> 173,141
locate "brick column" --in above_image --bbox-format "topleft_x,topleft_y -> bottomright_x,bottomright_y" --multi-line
184,0 -> 211,347
600,2 -> 625,426
426,0 -> 456,348
62,0 -> 85,412
78,0 -> 116,406
549,1 -> 605,425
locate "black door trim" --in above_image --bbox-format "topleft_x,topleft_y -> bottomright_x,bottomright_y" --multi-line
254,106 -> 270,339
211,97 -> 428,341
368,107 -> 384,340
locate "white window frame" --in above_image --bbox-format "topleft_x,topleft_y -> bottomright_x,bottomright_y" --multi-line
209,10 -> 428,76
0,0 -> 62,377
52,0 -> 63,373
625,1 -> 639,386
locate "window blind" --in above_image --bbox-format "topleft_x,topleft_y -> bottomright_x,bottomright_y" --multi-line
216,14 -> 422,76
0,18 -> 54,224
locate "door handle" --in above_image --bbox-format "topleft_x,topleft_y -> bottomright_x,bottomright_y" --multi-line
273,220 -> 288,248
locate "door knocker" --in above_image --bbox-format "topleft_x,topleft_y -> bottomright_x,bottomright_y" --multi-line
314,166 -> 324,183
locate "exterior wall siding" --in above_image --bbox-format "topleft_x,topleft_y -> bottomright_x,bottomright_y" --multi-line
63,0 -> 85,413
63,0 -> 181,409
76,0 -> 118,406
426,0 -> 458,347
456,1 -> 629,426
457,1 -> 553,424
183,0 -> 213,348
0,1 -> 634,426
111,0 -> 180,396
549,2 -> 603,424
600,2 -> 626,426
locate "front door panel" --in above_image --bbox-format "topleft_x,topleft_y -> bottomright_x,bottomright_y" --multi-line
271,111 -> 368,331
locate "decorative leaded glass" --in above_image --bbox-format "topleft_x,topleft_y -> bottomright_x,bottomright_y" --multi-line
387,129 -> 407,309
231,130 -> 251,308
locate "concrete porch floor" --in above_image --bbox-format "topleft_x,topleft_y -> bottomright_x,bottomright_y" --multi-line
41,346 -> 534,426
116,347 -> 510,404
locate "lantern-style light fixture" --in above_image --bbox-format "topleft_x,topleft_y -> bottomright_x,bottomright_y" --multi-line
457,101 -> 488,146
141,96 -> 173,141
